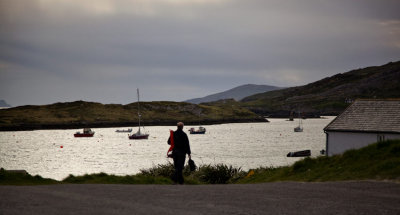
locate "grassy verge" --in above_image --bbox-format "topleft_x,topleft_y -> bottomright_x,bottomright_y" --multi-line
238,139 -> 400,183
1,140 -> 399,185
62,173 -> 172,184
0,169 -> 59,185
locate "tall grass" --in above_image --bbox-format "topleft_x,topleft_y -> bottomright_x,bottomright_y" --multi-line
138,162 -> 245,184
193,164 -> 245,184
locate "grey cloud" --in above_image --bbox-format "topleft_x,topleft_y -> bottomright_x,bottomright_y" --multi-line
1,0 -> 399,106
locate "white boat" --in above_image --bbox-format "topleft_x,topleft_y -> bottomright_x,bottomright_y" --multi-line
189,126 -> 206,134
115,128 -> 132,133
129,89 -> 149,140
189,112 -> 206,134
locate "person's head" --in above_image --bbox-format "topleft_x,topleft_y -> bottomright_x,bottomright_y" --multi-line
177,122 -> 184,130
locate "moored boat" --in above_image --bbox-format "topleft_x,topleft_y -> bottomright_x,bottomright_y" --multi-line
128,88 -> 149,140
74,128 -> 95,137
294,126 -> 303,132
287,150 -> 311,157
115,128 -> 132,133
189,126 -> 206,134
294,112 -> 303,132
128,130 -> 149,139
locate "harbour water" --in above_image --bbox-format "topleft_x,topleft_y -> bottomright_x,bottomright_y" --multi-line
0,117 -> 335,180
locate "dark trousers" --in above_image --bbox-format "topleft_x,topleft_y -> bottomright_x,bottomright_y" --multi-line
172,152 -> 186,184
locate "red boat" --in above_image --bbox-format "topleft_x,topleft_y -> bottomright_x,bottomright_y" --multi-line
74,128 -> 95,137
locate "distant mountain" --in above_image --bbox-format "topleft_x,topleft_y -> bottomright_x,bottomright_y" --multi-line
240,61 -> 400,116
184,84 -> 282,104
0,100 -> 11,107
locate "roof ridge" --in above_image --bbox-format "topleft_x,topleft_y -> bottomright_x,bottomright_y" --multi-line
355,98 -> 400,101
324,99 -> 400,133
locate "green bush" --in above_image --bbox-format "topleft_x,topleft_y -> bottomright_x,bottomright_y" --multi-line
139,163 -> 175,178
0,168 -> 58,185
193,164 -> 245,184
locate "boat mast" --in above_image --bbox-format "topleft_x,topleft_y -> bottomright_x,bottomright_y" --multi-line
137,88 -> 141,133
298,111 -> 302,128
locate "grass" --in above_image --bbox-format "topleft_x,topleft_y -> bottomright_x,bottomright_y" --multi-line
0,169 -> 59,185
62,173 -> 172,185
238,139 -> 400,183
138,163 -> 245,184
1,140 -> 400,185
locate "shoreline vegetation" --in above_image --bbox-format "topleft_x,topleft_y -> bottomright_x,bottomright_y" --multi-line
1,140 -> 399,185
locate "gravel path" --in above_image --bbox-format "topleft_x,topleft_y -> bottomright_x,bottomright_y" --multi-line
1,181 -> 399,215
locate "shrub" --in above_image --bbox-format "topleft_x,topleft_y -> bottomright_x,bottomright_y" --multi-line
193,164 -> 245,184
139,163 -> 175,178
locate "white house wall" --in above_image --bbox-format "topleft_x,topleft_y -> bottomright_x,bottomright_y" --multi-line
327,131 -> 400,156
385,134 -> 400,140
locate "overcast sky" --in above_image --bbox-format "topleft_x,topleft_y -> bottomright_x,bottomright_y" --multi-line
1,0 -> 399,106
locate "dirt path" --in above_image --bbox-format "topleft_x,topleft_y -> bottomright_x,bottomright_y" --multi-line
1,181 -> 399,215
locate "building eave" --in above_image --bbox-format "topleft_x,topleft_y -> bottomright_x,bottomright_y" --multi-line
324,129 -> 400,135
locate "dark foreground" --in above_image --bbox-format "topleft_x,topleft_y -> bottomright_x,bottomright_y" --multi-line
1,181 -> 399,215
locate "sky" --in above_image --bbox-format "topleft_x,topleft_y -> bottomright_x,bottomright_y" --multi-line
1,0 -> 400,107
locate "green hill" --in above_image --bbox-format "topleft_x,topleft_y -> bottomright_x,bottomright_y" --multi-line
0,100 -> 265,131
240,61 -> 400,117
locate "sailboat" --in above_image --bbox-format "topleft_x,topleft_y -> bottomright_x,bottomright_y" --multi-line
128,89 -> 149,140
294,112 -> 303,132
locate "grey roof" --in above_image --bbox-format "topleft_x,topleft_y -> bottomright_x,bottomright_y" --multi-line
324,99 -> 400,133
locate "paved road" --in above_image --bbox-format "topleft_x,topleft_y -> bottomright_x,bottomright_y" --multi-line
1,181 -> 399,215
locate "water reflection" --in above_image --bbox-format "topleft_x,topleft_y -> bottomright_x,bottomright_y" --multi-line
0,117 -> 334,180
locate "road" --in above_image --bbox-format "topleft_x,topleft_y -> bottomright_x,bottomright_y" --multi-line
1,181 -> 399,214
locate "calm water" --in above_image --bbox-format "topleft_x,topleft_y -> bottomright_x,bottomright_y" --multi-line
0,117 -> 334,180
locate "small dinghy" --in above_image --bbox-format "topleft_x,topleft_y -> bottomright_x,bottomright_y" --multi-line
189,126 -> 206,134
115,128 -> 132,133
287,150 -> 311,157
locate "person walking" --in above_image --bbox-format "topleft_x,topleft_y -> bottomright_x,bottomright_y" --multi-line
167,122 -> 191,184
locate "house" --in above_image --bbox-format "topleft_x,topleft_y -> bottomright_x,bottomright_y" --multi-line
323,99 -> 400,156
